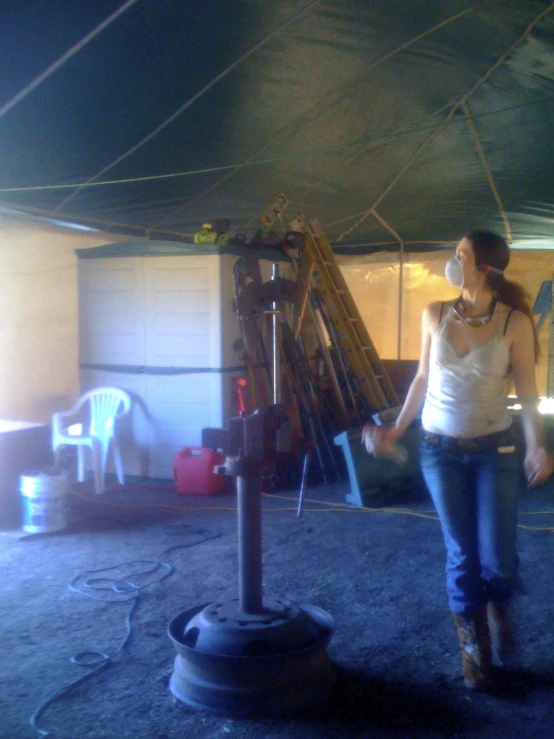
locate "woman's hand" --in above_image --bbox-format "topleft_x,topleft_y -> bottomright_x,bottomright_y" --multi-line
361,423 -> 407,465
524,446 -> 554,486
361,423 -> 397,450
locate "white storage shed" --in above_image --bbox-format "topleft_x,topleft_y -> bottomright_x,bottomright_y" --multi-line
77,241 -> 286,479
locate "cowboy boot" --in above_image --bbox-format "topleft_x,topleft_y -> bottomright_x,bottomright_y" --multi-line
487,600 -> 516,666
452,609 -> 493,689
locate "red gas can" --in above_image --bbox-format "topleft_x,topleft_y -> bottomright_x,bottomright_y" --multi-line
173,447 -> 225,495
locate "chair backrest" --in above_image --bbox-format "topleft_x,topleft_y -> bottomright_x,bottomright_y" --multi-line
79,387 -> 131,439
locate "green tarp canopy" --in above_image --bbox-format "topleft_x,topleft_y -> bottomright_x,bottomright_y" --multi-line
1,1 -> 554,252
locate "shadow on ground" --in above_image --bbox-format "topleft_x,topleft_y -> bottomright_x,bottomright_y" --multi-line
302,664 -> 466,734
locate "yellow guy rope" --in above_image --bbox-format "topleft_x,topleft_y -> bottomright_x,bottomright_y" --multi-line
68,489 -> 554,531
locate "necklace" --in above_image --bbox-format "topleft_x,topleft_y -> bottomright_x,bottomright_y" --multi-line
449,296 -> 497,327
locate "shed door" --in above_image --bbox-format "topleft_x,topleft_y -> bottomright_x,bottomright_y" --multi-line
143,256 -> 223,479
79,255 -> 226,480
79,258 -> 146,366
78,258 -> 148,476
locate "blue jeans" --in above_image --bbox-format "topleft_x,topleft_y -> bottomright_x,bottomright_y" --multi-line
419,432 -> 521,616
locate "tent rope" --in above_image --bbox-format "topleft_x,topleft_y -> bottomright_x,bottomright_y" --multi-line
144,7 -> 473,232
52,0 -> 324,214
0,101 -> 542,195
461,100 -> 512,241
0,0 -> 140,122
336,0 -> 554,242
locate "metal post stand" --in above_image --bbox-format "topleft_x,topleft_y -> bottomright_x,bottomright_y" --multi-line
271,263 -> 282,405
168,405 -> 335,716
237,471 -> 263,613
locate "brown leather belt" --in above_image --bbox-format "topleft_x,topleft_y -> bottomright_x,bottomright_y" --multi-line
421,427 -> 514,453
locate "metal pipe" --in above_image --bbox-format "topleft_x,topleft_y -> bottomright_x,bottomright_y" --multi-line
237,471 -> 263,614
271,264 -> 281,404
546,270 -> 554,398
314,293 -> 361,425
398,242 -> 404,360
304,297 -> 349,425
297,450 -> 311,518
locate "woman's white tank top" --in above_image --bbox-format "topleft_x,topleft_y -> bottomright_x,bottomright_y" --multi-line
421,307 -> 512,438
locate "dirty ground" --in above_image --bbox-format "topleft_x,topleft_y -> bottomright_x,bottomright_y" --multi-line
1,474 -> 554,739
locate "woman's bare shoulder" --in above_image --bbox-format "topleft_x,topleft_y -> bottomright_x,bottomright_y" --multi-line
501,307 -> 533,332
422,300 -> 454,332
423,299 -> 455,320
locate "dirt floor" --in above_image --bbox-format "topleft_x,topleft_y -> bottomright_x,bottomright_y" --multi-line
2,469 -> 554,739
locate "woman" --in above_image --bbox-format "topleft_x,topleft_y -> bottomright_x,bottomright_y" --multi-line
365,230 -> 553,690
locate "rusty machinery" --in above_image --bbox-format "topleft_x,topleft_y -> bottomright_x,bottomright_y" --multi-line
168,404 -> 335,715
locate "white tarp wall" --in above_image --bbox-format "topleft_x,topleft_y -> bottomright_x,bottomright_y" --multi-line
0,216 -> 130,422
1,217 -> 552,427
339,249 -> 554,395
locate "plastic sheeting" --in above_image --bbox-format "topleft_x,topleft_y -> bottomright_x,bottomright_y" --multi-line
339,249 -> 554,393
76,239 -> 554,393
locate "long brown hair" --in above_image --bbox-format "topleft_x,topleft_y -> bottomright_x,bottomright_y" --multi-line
465,230 -> 540,361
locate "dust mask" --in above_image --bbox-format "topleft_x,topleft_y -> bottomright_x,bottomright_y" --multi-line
445,256 -> 464,288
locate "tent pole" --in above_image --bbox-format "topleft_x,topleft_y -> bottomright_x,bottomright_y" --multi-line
546,276 -> 554,398
397,243 -> 404,360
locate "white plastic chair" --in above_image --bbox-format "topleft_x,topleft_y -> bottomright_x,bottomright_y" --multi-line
52,387 -> 131,495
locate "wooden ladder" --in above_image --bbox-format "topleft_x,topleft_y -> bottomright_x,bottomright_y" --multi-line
298,219 -> 399,418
